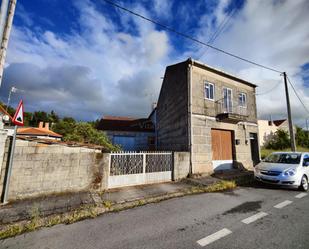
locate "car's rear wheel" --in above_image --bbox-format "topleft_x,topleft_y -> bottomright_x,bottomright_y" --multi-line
299,175 -> 308,191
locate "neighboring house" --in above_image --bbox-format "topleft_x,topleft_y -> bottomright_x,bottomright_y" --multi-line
17,122 -> 62,140
0,105 -> 11,129
258,119 -> 291,147
97,115 -> 155,151
156,58 -> 260,174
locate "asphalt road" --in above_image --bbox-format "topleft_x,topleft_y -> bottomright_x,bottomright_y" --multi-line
1,184 -> 309,249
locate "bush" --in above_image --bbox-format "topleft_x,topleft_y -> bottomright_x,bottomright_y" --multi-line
296,126 -> 309,148
53,120 -> 120,151
265,129 -> 290,150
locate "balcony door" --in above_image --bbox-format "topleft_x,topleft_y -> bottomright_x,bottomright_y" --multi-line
223,88 -> 233,113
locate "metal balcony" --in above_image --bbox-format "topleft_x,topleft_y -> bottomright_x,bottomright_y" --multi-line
215,100 -> 248,124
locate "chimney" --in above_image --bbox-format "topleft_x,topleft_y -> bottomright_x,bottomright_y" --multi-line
38,121 -> 43,129
44,122 -> 50,130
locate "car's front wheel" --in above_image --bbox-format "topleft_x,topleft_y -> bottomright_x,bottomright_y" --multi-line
299,175 -> 308,192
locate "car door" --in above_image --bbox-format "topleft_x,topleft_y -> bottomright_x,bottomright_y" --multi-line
303,154 -> 309,175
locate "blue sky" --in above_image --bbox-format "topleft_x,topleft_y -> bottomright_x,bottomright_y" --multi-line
1,0 -> 309,126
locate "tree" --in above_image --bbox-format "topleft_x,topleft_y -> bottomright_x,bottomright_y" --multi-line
53,119 -> 119,151
265,129 -> 290,150
296,126 -> 309,148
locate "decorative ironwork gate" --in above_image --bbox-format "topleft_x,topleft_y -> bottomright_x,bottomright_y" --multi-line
108,151 -> 173,188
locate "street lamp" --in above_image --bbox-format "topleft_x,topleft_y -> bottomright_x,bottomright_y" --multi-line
6,86 -> 19,112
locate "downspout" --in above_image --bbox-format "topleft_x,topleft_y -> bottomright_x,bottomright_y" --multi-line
188,59 -> 193,175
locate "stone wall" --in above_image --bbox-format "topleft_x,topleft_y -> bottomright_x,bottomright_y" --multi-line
156,61 -> 189,151
0,138 -> 107,201
191,114 -> 259,174
173,152 -> 190,180
191,64 -> 257,123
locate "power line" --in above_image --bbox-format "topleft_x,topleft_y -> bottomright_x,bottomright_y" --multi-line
286,75 -> 309,115
199,1 -> 239,60
255,80 -> 282,95
101,0 -> 283,74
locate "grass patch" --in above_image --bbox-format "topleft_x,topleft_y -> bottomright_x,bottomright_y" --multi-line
0,180 -> 239,240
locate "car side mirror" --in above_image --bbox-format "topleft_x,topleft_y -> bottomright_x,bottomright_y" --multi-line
303,161 -> 309,167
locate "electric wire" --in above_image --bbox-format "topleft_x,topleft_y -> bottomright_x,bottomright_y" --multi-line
199,1 -> 239,60
255,80 -> 282,95
101,0 -> 283,74
286,75 -> 309,115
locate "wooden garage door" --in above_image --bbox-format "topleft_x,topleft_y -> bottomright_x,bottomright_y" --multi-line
211,129 -> 233,160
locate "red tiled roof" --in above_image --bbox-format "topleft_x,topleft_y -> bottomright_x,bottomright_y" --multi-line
17,127 -> 63,138
273,119 -> 287,127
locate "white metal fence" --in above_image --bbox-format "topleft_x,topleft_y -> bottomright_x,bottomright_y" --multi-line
108,151 -> 173,188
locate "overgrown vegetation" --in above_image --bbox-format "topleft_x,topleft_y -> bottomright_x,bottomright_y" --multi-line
53,120 -> 120,151
264,128 -> 309,151
0,180 -> 240,240
1,102 -> 119,151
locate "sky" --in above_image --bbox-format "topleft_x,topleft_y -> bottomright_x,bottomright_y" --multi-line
1,0 -> 309,127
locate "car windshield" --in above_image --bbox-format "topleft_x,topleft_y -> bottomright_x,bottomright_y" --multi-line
264,153 -> 301,164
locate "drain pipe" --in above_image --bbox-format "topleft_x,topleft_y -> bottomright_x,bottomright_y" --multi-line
188,59 -> 193,175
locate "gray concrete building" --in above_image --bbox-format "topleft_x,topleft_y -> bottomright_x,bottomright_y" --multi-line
157,58 -> 260,174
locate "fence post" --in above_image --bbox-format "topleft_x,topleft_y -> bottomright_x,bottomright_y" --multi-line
143,152 -> 146,175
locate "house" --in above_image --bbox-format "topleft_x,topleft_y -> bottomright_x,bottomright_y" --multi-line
17,122 -> 62,140
156,58 -> 260,174
97,115 -> 156,151
0,104 -> 11,129
258,119 -> 291,146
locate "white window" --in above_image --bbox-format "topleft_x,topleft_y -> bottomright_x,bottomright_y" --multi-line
205,82 -> 214,100
223,87 -> 233,113
238,92 -> 247,107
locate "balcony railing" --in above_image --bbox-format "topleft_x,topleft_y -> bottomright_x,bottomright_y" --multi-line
215,99 -> 248,123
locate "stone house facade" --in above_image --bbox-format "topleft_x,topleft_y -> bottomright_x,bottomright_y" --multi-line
156,58 -> 260,174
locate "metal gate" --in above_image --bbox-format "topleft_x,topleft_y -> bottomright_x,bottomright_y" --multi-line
108,151 -> 173,188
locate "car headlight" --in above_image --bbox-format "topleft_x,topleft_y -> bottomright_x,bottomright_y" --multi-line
283,169 -> 296,176
254,168 -> 260,174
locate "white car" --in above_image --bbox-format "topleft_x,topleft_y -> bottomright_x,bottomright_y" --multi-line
254,152 -> 309,191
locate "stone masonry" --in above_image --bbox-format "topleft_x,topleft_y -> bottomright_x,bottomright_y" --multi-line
0,138 -> 106,201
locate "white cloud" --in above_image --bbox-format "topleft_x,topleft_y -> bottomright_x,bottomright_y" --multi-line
3,0 -> 309,127
194,0 -> 309,126
3,0 -> 171,120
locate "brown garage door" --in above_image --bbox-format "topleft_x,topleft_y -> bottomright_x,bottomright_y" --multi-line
211,129 -> 233,160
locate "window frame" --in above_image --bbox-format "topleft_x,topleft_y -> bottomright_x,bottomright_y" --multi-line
204,82 -> 215,101
223,87 -> 233,113
238,92 -> 247,108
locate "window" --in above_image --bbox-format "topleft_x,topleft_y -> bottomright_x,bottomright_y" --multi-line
303,154 -> 309,166
238,92 -> 247,107
205,82 -> 214,100
223,87 -> 233,113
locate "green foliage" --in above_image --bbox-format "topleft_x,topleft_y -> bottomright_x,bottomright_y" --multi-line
265,129 -> 290,150
296,126 -> 309,148
1,102 -> 119,150
53,120 -> 119,151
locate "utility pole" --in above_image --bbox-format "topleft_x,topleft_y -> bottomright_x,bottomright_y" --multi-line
283,72 -> 296,151
0,0 -> 9,42
306,118 -> 309,140
0,0 -> 17,88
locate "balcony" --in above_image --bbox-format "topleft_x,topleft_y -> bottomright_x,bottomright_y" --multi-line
215,99 -> 248,124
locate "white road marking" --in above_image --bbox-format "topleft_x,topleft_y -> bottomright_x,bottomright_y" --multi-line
241,212 -> 268,224
295,193 -> 307,199
197,228 -> 232,247
274,200 -> 293,209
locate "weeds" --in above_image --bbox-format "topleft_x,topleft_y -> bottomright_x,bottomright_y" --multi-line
0,179 -> 240,240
